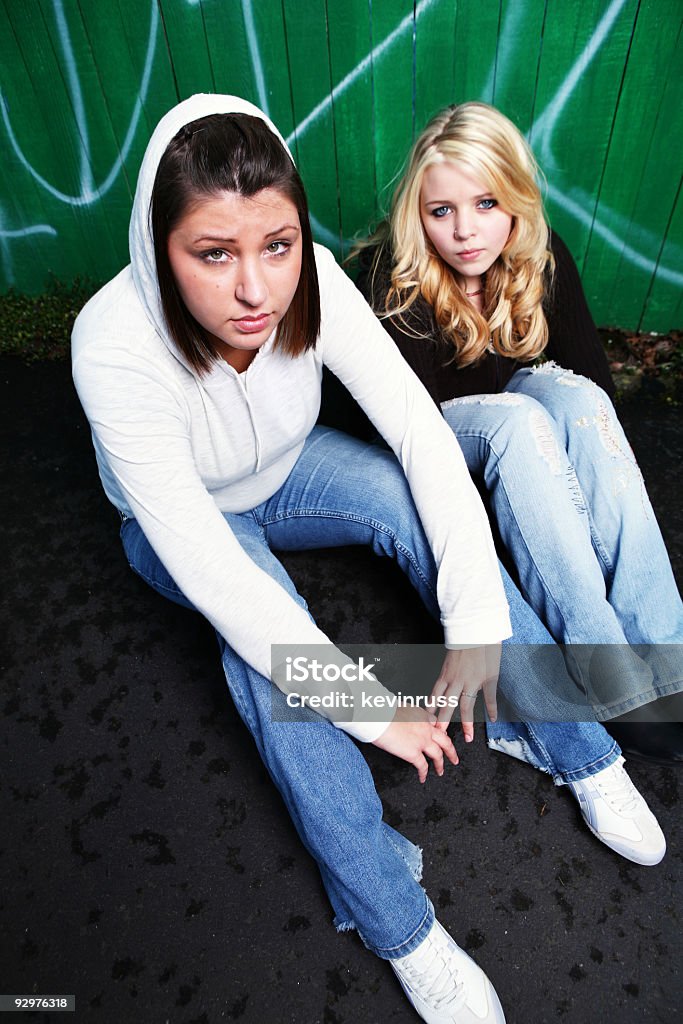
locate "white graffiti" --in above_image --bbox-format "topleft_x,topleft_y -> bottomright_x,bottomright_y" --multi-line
0,0 -> 158,206
242,0 -> 269,114
0,208 -> 57,286
0,0 -> 681,298
284,0 -> 437,149
527,0 -> 683,284
0,0 -> 158,283
530,0 -> 627,164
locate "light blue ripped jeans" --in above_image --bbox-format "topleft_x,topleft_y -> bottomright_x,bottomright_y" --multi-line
442,362 -> 683,719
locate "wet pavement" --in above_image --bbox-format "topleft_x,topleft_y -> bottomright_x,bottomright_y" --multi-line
1,356 -> 681,1024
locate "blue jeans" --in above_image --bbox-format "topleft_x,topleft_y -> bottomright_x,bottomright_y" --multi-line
120,426 -> 617,956
442,363 -> 683,716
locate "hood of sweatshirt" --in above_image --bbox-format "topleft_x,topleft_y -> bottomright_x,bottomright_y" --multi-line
128,93 -> 293,372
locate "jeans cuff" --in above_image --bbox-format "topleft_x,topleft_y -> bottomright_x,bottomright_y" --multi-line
551,740 -> 622,785
357,895 -> 435,961
487,728 -> 622,787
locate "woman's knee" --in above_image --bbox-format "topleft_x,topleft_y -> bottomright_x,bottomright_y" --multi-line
511,366 -> 637,471
344,449 -> 439,605
329,439 -> 427,545
446,392 -> 562,470
512,362 -> 613,422
297,428 -> 421,536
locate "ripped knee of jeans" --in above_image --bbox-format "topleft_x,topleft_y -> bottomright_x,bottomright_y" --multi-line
592,399 -> 647,503
442,392 -> 526,409
529,407 -> 564,475
530,360 -> 588,388
594,398 -> 629,459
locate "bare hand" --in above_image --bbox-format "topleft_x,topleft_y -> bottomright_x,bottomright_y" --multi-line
431,645 -> 502,742
372,704 -> 459,783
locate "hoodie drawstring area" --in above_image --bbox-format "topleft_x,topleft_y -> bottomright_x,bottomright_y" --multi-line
235,371 -> 262,473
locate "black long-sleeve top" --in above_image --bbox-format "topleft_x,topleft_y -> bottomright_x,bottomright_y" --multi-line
354,232 -> 615,405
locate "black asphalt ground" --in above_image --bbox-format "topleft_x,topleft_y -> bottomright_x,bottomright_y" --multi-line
1,355 -> 681,1024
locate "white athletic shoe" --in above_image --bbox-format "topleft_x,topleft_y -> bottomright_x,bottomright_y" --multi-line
568,756 -> 666,866
389,919 -> 506,1023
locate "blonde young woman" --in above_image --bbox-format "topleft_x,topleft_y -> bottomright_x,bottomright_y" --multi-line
356,102 -> 683,766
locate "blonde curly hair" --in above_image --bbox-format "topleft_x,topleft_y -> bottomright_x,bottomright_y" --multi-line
372,102 -> 553,367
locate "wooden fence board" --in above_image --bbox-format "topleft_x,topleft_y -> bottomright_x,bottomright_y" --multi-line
368,0 -> 415,217
247,0 -> 297,139
325,0 -> 375,252
202,1 -> 259,100
0,3 -> 57,243
156,0 -> 216,97
640,179 -> 683,332
73,0 -> 176,275
414,0 -> 457,129
114,0 -> 179,156
38,0 -> 132,272
282,0 -> 341,252
643,178 -> 683,331
582,0 -> 682,328
529,0 -> 639,275
1,0 -> 118,283
452,0 -> 502,106
492,0 -> 547,134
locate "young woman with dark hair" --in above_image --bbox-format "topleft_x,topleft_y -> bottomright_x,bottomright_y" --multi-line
150,112 -> 321,372
72,95 -> 664,1024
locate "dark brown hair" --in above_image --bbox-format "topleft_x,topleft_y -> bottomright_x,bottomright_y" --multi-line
151,112 -> 320,374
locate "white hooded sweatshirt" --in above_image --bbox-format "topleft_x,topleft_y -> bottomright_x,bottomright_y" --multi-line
72,94 -> 511,742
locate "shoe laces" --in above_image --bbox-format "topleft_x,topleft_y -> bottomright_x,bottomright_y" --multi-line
593,761 -> 640,815
399,935 -> 465,1010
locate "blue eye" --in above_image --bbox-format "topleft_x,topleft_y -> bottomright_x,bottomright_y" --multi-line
477,198 -> 498,210
431,206 -> 451,218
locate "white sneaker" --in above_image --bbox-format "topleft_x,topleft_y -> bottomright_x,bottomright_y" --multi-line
389,919 -> 506,1023
568,756 -> 666,866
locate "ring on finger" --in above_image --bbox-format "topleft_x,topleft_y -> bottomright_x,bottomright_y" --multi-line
462,692 -> 478,699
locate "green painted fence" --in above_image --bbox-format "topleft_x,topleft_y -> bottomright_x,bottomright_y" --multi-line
1,0 -> 681,331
